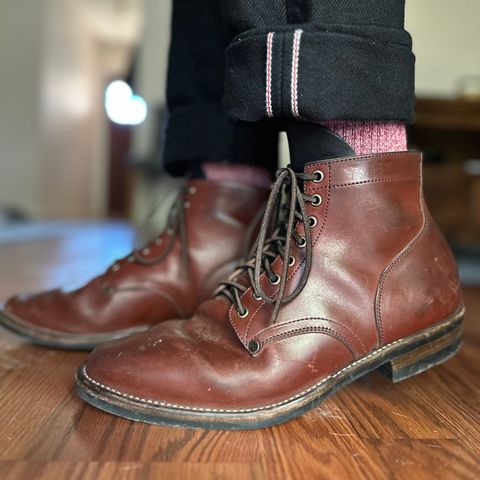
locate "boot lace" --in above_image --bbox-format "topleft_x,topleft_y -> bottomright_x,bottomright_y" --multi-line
217,168 -> 319,323
105,185 -> 194,279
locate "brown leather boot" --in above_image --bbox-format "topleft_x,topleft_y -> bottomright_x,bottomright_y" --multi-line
76,152 -> 464,429
0,180 -> 268,349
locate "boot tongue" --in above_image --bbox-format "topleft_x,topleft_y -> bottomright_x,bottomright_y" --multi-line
286,122 -> 355,172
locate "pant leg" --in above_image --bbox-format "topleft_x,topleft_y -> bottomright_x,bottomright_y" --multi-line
222,0 -> 415,123
163,0 -> 278,176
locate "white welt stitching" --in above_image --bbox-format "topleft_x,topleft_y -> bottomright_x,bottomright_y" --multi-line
291,29 -> 303,117
265,32 -> 275,117
81,332 -> 411,414
80,307 -> 463,414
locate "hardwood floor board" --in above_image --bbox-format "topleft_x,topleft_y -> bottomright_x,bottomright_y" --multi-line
363,438 -> 480,480
0,461 -> 266,480
0,223 -> 478,479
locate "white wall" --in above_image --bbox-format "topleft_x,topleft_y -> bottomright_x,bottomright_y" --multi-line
406,0 -> 480,97
0,1 -> 43,216
38,0 -> 143,218
0,0 -> 143,219
133,0 -> 172,158
130,0 -> 176,227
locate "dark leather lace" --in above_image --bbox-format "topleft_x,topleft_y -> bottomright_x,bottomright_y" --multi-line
107,186 -> 191,276
218,167 -> 318,323
134,192 -> 189,269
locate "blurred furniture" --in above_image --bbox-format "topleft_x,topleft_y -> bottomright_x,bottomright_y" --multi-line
408,98 -> 480,243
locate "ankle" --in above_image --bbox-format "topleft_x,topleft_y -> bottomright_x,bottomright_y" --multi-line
202,162 -> 272,188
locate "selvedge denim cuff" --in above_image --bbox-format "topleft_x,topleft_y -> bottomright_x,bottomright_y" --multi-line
224,24 -> 415,123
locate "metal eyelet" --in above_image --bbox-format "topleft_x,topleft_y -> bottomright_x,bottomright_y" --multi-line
154,238 -> 163,245
142,248 -> 151,255
311,194 -> 323,206
237,307 -> 249,318
248,339 -> 261,355
312,170 -> 324,183
112,264 -> 120,272
252,292 -> 262,301
188,186 -> 197,195
167,228 -> 174,236
308,216 -> 317,228
127,255 -> 135,263
184,201 -> 191,209
269,274 -> 281,285
288,256 -> 296,266
296,237 -> 306,248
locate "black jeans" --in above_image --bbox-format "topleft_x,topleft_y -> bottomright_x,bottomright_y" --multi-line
163,0 -> 278,176
163,0 -> 414,175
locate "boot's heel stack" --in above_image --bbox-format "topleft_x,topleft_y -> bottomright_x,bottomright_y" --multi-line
380,309 -> 464,383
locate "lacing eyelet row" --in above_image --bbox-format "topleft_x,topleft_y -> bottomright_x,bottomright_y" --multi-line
219,167 -> 323,339
104,183 -> 195,275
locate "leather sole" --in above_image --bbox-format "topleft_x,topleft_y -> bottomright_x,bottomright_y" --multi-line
0,308 -> 149,351
75,305 -> 465,430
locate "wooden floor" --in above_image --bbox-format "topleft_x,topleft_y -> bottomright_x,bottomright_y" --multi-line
0,223 -> 479,480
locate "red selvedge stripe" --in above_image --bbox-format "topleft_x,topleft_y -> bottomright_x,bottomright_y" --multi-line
265,32 -> 275,118
291,29 -> 303,117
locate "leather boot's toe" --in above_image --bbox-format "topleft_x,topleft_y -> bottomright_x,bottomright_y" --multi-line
83,300 -> 248,408
4,290 -> 74,332
0,180 -> 268,349
76,153 -> 464,429
82,297 -> 355,413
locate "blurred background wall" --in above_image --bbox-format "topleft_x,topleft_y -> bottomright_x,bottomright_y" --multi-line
0,0 -> 144,219
0,0 -> 479,221
406,0 -> 480,97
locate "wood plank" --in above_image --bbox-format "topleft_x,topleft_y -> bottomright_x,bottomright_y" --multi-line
0,223 -> 479,479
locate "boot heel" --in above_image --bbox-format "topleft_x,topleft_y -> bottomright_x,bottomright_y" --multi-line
380,319 -> 463,383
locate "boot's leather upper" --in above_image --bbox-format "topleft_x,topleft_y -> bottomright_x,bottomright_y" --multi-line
4,180 -> 268,334
84,152 -> 462,410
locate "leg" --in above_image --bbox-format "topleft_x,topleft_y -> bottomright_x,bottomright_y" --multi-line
163,0 -> 278,178
222,0 -> 413,164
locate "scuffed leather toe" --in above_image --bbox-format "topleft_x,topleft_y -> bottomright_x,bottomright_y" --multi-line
4,289 -> 65,329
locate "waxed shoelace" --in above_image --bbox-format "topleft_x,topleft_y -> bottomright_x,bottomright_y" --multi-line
218,168 -> 318,323
106,186 -> 191,277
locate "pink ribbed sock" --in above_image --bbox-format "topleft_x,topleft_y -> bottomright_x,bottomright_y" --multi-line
202,162 -> 272,188
323,121 -> 407,155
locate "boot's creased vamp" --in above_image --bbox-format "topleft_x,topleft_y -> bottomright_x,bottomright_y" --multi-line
0,180 -> 268,349
77,152 -> 463,428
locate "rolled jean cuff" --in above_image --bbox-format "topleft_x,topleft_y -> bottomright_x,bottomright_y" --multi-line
224,24 -> 415,124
